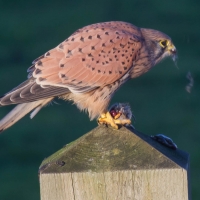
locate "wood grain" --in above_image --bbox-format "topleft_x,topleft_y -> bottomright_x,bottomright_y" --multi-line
39,126 -> 190,200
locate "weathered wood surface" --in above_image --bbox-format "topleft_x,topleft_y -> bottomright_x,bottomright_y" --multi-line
39,126 -> 190,200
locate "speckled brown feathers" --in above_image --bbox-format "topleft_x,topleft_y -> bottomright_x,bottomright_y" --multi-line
32,22 -> 142,90
0,21 -> 176,132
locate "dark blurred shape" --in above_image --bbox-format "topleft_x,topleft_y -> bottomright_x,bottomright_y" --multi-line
151,134 -> 178,150
186,71 -> 194,93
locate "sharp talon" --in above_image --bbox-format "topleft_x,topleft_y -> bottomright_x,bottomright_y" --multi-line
98,109 -> 132,129
113,112 -> 121,119
97,102 -> 135,129
114,119 -> 131,125
98,112 -> 118,129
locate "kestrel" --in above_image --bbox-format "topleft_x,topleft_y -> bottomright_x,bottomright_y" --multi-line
0,21 -> 176,132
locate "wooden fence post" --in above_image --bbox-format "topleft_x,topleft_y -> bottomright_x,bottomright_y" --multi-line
39,126 -> 190,200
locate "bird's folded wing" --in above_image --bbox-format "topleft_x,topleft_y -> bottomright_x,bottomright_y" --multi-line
31,22 -> 142,93
0,78 -> 70,105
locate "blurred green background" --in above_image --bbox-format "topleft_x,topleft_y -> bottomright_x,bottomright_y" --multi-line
0,0 -> 199,199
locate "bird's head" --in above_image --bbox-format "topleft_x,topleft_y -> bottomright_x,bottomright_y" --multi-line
141,28 -> 177,65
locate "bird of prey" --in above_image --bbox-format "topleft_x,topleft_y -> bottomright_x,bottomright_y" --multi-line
0,21 -> 176,132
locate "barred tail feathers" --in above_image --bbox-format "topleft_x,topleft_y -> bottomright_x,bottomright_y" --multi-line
0,98 -> 53,133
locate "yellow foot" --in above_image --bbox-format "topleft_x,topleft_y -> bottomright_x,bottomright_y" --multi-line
98,112 -> 131,129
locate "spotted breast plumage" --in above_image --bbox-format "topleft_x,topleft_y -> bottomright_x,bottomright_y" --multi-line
0,21 -> 176,131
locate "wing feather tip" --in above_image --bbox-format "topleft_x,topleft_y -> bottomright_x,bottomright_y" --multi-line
0,129 -> 4,133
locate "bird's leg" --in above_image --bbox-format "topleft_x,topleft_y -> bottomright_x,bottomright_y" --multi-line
98,112 -> 118,129
98,111 -> 131,129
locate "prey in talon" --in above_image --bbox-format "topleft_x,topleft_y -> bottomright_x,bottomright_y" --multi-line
98,103 -> 134,129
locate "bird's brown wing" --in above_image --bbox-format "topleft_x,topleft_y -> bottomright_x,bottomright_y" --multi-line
0,78 -> 70,105
32,22 -> 142,93
1,22 -> 142,105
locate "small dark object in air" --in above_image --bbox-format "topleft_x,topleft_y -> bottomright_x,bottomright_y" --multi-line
151,134 -> 177,150
186,71 -> 194,93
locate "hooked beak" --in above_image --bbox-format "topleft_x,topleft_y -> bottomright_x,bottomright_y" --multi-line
167,43 -> 177,62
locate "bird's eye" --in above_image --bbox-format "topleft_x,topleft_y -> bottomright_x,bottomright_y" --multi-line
159,40 -> 168,48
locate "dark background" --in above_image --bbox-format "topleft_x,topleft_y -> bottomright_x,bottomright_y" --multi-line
0,0 -> 199,199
